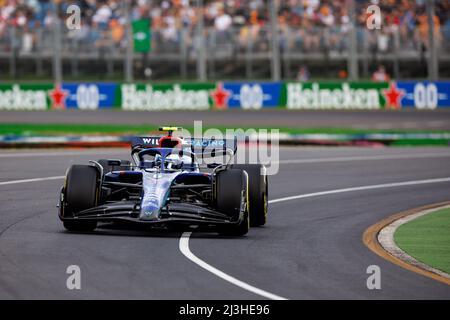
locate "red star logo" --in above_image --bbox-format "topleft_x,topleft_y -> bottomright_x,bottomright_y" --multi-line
383,82 -> 405,110
48,84 -> 68,110
211,82 -> 231,110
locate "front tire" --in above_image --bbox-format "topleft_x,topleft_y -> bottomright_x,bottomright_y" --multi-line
215,169 -> 249,236
62,165 -> 99,232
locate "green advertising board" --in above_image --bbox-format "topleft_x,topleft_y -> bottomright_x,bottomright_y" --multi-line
0,83 -> 53,110
0,81 -> 397,110
281,82 -> 389,110
119,83 -> 216,110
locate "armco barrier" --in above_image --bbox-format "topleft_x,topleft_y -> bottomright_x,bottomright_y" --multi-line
0,81 -> 448,111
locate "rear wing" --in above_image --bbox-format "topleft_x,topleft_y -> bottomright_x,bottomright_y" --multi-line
184,137 -> 237,156
131,136 -> 237,155
131,137 -> 161,149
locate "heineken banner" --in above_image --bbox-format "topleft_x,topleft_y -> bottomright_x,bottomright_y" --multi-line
396,81 -> 450,109
0,81 -> 448,110
0,83 -> 52,110
221,82 -> 282,109
62,83 -> 118,110
120,83 -> 215,110
283,82 -> 389,110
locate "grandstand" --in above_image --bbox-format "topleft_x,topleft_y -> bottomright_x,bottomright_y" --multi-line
0,0 -> 448,80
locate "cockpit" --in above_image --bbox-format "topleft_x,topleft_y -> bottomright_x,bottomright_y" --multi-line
138,148 -> 199,173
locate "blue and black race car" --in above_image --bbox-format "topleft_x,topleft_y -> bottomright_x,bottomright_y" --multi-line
58,127 -> 268,236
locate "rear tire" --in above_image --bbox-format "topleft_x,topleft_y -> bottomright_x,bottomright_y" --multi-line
232,164 -> 268,226
215,169 -> 249,236
63,165 -> 99,232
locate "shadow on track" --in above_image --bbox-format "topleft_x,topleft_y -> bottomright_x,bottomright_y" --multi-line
58,222 -> 252,240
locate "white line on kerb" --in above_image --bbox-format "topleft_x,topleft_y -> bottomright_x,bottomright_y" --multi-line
0,176 -> 64,186
378,205 -> 450,280
179,176 -> 450,300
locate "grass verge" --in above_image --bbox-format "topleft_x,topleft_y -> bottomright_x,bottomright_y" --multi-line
0,123 -> 449,135
394,208 -> 450,274
0,123 -> 449,146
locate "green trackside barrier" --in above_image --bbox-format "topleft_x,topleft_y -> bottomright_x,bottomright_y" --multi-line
0,83 -> 54,110
116,83 -> 216,110
280,82 -> 390,110
4,81 -> 445,110
0,82 -> 218,111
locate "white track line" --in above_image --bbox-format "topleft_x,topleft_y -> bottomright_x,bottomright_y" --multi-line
269,177 -> 450,204
0,150 -> 125,158
0,176 -> 64,186
3,152 -> 448,186
276,152 -> 450,165
180,176 -> 450,300
1,151 -> 450,162
2,158 -> 450,298
179,233 -> 287,300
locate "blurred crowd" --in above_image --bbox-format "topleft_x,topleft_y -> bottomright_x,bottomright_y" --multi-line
0,0 -> 449,53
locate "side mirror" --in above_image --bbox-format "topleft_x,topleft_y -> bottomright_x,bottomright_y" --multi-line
107,159 -> 122,167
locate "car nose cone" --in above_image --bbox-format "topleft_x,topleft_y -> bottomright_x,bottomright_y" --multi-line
139,170 -> 181,221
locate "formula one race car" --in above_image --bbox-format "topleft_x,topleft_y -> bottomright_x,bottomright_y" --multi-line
58,127 -> 268,236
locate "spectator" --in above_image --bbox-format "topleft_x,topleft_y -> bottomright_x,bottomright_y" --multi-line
92,0 -> 112,30
416,8 -> 442,50
0,0 -> 448,56
296,65 -> 310,81
214,8 -> 232,32
110,18 -> 124,45
372,65 -> 390,82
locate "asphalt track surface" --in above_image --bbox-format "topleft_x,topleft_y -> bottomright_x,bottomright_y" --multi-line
2,109 -> 450,130
1,147 -> 450,299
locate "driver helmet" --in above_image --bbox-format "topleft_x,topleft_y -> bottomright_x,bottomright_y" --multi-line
165,153 -> 192,169
159,136 -> 183,149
